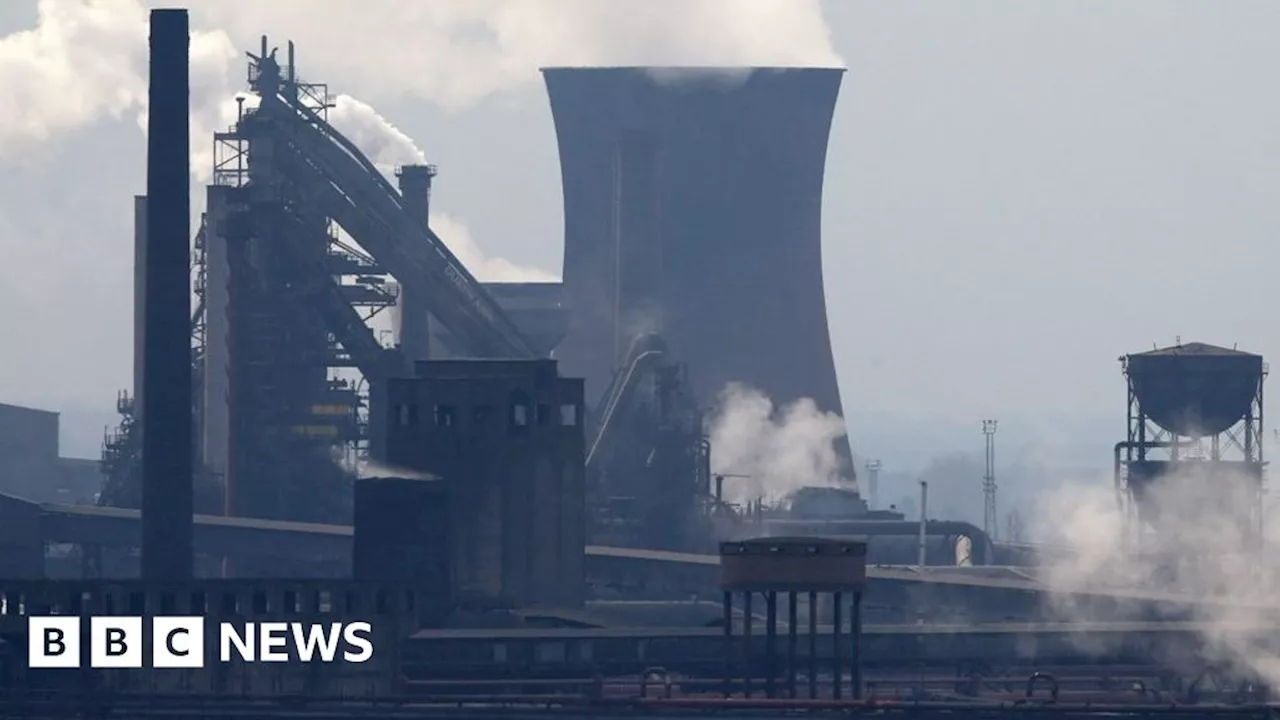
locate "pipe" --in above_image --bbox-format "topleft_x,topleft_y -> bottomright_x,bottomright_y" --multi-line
585,333 -> 668,467
917,480 -> 928,566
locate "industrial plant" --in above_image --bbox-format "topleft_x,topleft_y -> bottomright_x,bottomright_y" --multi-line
2,9 -> 1279,719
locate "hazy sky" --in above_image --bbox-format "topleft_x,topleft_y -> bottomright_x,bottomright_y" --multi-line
3,0 -> 1279,477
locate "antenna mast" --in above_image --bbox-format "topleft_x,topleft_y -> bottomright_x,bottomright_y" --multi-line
983,419 -> 999,540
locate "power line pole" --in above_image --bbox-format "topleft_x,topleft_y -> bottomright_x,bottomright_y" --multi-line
865,459 -> 881,509
983,419 -> 998,541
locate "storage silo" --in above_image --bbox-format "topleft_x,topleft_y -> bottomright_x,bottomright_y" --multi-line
542,66 -> 851,464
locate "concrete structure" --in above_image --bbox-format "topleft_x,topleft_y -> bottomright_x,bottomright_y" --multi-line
394,164 -> 436,364
141,8 -> 193,580
0,403 -> 59,501
383,360 -> 585,609
0,403 -> 106,506
200,186 -> 233,508
353,476 -> 452,623
542,67 -> 852,471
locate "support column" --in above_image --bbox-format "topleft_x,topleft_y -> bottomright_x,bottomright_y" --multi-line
718,538 -> 867,702
807,590 -> 817,699
765,591 -> 778,697
742,591 -> 753,698
787,592 -> 798,698
722,591 -> 732,698
832,591 -> 843,700
851,591 -> 863,699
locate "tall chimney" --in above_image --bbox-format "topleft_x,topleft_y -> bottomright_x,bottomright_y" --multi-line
141,8 -> 193,580
395,164 -> 437,363
542,67 -> 853,472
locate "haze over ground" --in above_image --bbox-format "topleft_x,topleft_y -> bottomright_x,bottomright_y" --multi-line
3,0 -> 1278,528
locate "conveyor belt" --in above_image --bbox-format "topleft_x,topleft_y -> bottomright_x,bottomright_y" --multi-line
250,53 -> 534,359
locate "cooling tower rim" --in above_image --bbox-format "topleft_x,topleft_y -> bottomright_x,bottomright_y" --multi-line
540,65 -> 845,73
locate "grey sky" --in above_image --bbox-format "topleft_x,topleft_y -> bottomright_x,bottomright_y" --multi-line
1,1 -> 1276,490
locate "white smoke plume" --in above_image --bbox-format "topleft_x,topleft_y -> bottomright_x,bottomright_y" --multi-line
356,460 -> 439,482
0,1 -> 554,281
1039,462 -> 1280,684
325,96 -> 555,282
328,94 -> 424,173
186,0 -> 843,109
0,0 -> 841,155
0,0 -> 240,172
707,383 -> 851,505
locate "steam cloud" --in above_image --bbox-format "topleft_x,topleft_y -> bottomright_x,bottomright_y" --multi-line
0,0 -> 839,404
0,0 -> 553,282
1039,462 -> 1280,684
331,449 -> 438,481
3,0 -> 842,152
355,460 -> 439,482
707,383 -> 852,505
185,0 -> 844,109
327,96 -> 555,282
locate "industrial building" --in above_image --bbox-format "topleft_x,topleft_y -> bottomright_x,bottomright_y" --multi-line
381,359 -> 585,610
1,11 -> 1279,717
0,403 -> 104,505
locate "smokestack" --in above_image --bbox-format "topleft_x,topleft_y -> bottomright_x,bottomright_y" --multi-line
543,67 -> 853,470
395,165 -> 437,362
141,8 -> 193,580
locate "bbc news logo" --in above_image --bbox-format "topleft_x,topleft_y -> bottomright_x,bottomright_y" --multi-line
28,617 -> 373,668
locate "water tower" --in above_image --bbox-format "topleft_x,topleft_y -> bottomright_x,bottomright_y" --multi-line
1117,342 -> 1266,554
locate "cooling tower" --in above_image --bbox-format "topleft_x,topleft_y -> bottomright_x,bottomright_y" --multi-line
543,66 -> 851,462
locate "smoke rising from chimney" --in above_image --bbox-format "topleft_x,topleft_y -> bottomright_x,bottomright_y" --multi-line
0,0 -> 841,153
186,0 -> 844,109
707,383 -> 853,505
326,96 -> 555,282
0,0 -> 553,282
1039,462 -> 1280,684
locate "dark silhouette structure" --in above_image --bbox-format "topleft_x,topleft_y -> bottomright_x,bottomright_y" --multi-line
383,359 -> 586,609
543,67 -> 852,469
1118,342 -> 1266,553
141,8 -> 193,580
